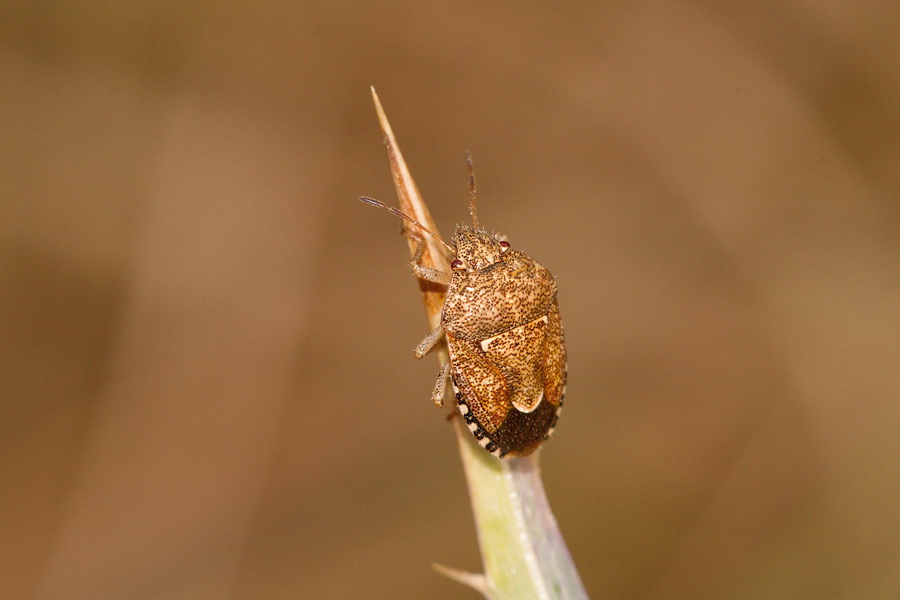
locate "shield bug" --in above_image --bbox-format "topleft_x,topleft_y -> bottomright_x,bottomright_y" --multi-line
361,156 -> 566,458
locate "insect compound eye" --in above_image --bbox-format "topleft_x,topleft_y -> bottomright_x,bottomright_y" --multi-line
499,240 -> 511,252
451,259 -> 467,271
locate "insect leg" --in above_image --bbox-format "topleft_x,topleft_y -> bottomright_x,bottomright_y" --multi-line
414,325 -> 445,358
409,239 -> 451,285
430,361 -> 451,407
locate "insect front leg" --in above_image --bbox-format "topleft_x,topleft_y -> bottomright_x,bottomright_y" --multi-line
409,238 -> 451,285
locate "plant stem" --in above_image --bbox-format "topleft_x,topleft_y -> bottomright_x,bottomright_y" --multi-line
370,87 -> 589,600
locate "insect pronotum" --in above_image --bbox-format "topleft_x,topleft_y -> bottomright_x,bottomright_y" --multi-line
361,155 -> 566,458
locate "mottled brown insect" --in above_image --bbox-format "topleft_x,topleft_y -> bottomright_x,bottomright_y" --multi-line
361,157 -> 566,458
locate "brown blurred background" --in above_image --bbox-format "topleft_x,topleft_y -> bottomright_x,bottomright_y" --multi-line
1,2 -> 898,599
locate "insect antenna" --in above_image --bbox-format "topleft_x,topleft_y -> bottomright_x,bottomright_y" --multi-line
464,151 -> 480,229
359,196 -> 455,255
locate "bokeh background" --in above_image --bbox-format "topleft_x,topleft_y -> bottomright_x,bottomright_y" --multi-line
2,2 -> 898,599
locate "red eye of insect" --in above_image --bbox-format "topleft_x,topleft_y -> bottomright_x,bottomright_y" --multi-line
499,240 -> 510,251
451,259 -> 466,270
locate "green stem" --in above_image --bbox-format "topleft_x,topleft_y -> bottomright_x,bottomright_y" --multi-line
454,419 -> 589,600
